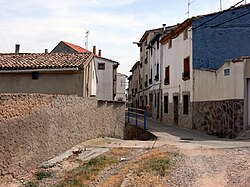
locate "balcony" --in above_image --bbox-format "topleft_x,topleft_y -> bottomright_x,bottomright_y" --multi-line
145,81 -> 148,88
154,74 -> 159,81
164,78 -> 170,85
182,71 -> 190,81
149,78 -> 152,84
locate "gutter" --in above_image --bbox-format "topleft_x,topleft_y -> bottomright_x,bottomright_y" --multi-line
0,67 -> 79,73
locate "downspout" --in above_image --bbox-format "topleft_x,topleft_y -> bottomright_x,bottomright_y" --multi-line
243,59 -> 248,130
159,37 -> 163,121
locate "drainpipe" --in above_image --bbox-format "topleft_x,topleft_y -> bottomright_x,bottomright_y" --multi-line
159,36 -> 163,121
243,59 -> 248,130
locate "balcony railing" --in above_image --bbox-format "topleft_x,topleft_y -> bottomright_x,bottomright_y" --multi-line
182,71 -> 190,81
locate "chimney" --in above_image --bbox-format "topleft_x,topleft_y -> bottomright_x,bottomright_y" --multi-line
45,49 -> 48,54
98,49 -> 101,57
93,46 -> 96,55
162,23 -> 166,31
15,44 -> 20,54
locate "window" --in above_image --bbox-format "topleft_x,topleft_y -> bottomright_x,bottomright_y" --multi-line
183,29 -> 188,40
98,63 -> 105,70
183,57 -> 190,80
164,95 -> 169,113
157,40 -> 159,49
32,72 -> 39,80
155,64 -> 159,81
224,68 -> 230,76
164,66 -> 170,85
183,95 -> 189,114
168,39 -> 172,49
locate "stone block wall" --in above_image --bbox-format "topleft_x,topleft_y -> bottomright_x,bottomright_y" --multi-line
0,94 -> 125,178
193,99 -> 244,138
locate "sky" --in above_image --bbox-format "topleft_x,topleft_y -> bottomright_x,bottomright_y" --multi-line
0,0 -> 249,76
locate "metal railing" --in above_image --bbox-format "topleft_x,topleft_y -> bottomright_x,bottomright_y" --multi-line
126,107 -> 147,130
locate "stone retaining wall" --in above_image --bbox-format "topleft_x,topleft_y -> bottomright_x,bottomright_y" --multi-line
193,99 -> 244,138
0,94 -> 125,178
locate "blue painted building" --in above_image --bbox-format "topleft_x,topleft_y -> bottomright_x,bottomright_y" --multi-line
192,4 -> 250,69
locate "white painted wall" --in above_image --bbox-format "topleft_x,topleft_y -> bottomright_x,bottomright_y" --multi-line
162,27 -> 193,103
91,62 -> 97,96
149,37 -> 161,92
194,61 -> 244,102
94,57 -> 115,101
115,73 -> 127,101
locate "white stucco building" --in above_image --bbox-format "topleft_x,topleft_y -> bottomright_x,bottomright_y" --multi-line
115,73 -> 127,101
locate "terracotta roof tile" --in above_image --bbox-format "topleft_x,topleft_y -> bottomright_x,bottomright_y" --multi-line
0,53 -> 92,70
62,41 -> 91,53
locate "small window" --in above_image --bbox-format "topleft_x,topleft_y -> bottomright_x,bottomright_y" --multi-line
98,63 -> 105,70
183,57 -> 190,80
183,95 -> 189,115
157,40 -> 159,49
168,39 -> 172,49
164,95 -> 169,113
164,66 -> 170,85
183,29 -> 188,40
224,68 -> 230,76
32,72 -> 39,80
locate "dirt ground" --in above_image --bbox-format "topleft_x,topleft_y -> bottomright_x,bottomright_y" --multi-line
2,143 -> 250,187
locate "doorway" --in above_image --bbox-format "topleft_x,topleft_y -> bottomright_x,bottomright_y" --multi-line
173,96 -> 179,125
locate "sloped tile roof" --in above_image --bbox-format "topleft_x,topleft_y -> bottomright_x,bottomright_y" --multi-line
62,41 -> 91,53
0,52 -> 92,70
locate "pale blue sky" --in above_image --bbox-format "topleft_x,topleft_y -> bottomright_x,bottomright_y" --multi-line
0,0 -> 248,75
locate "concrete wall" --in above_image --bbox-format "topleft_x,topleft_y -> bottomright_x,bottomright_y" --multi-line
192,4 -> 250,69
0,71 -> 84,96
0,94 -> 125,178
162,26 -> 193,128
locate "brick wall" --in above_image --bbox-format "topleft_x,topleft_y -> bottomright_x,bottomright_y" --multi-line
0,94 -> 125,178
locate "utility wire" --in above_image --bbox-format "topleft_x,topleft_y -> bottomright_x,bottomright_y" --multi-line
193,0 -> 244,30
211,11 -> 250,28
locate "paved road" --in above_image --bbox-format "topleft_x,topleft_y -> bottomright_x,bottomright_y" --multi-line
143,117 -> 250,150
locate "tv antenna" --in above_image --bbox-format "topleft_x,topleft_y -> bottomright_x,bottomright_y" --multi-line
186,0 -> 195,18
85,30 -> 90,49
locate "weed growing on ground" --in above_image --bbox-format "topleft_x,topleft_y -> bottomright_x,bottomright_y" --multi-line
35,171 -> 53,180
56,156 -> 117,187
142,158 -> 170,176
25,181 -> 38,187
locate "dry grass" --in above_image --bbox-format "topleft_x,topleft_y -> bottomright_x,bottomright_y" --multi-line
56,156 -> 117,187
